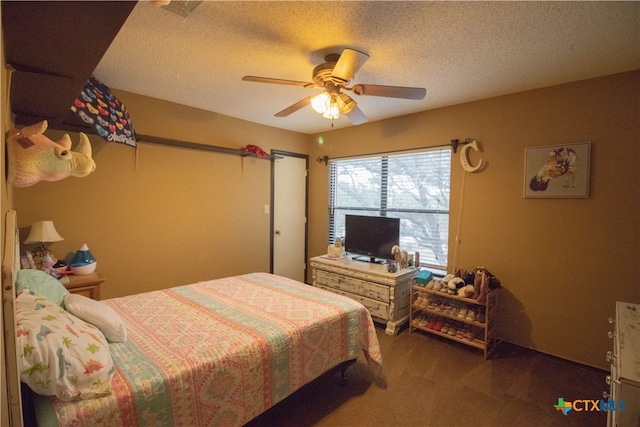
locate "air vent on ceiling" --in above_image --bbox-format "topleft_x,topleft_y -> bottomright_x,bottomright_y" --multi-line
152,0 -> 203,18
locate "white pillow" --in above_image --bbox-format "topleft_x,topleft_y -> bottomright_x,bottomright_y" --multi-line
63,294 -> 127,343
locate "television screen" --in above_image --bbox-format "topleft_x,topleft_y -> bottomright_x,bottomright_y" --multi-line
345,215 -> 400,263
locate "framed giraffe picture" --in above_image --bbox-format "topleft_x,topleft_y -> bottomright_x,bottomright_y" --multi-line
524,142 -> 591,198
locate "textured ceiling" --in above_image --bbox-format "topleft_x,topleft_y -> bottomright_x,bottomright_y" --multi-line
93,1 -> 639,135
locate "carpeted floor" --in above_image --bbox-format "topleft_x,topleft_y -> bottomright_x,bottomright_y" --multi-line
246,325 -> 608,427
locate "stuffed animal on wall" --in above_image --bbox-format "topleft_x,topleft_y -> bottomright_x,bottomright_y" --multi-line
6,120 -> 96,187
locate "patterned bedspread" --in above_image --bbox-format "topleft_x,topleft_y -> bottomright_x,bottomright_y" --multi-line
34,272 -> 382,426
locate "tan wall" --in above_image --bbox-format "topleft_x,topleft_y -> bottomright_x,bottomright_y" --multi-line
10,92 -> 310,298
3,67 -> 638,372
308,71 -> 640,369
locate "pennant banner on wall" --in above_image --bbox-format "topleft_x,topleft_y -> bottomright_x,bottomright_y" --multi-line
71,75 -> 137,147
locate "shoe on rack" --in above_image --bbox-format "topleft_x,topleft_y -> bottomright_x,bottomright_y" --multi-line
420,296 -> 430,309
414,296 -> 424,306
411,315 -> 421,326
466,308 -> 476,322
418,315 -> 429,327
443,304 -> 451,315
457,308 -> 468,319
472,327 -> 483,341
426,316 -> 436,329
466,327 -> 476,341
448,324 -> 457,336
433,281 -> 442,291
433,318 -> 444,332
426,280 -> 435,290
441,323 -> 450,334
477,308 -> 486,323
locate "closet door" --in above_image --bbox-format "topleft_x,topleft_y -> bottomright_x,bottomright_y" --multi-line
272,151 -> 308,282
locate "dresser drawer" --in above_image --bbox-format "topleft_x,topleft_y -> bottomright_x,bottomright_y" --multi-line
316,270 -> 390,303
63,273 -> 103,300
68,286 -> 97,299
316,284 -> 389,320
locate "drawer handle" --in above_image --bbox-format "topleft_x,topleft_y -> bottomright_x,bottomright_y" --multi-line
606,376 -> 620,386
608,331 -> 616,339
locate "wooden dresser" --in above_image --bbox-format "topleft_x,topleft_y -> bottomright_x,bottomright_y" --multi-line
606,301 -> 640,427
310,256 -> 418,336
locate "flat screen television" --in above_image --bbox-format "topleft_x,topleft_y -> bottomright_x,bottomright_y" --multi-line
345,214 -> 400,264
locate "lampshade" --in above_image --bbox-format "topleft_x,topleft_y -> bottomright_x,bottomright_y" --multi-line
311,92 -> 338,118
337,92 -> 356,114
24,221 -> 64,244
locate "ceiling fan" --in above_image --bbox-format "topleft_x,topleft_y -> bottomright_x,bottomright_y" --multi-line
242,48 -> 427,125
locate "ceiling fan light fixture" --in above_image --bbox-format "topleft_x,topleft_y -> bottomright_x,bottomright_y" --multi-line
337,93 -> 356,114
323,99 -> 340,120
311,92 -> 340,120
311,92 -> 356,120
311,92 -> 330,114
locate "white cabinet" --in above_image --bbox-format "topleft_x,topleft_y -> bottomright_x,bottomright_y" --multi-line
606,301 -> 640,427
310,256 -> 418,336
409,282 -> 501,359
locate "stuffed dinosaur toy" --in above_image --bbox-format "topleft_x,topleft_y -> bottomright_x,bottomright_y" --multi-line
6,120 -> 96,187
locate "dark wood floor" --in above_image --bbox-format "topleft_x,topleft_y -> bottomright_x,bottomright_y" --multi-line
246,324 -> 608,426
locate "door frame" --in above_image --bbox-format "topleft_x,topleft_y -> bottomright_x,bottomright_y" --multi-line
270,150 -> 309,282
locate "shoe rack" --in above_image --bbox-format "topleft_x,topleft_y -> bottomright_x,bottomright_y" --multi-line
409,280 -> 501,359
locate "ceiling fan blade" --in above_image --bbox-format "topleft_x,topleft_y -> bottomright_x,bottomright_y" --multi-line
349,84 -> 426,100
274,95 -> 315,117
331,48 -> 369,84
243,76 -> 315,88
346,105 -> 368,125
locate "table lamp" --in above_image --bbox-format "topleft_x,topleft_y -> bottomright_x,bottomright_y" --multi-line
24,220 -> 64,260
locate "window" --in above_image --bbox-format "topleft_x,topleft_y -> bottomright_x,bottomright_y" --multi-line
328,149 -> 451,270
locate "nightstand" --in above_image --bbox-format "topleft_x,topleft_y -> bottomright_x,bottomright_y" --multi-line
63,272 -> 104,300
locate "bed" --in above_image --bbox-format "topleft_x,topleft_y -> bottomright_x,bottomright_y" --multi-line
1,210 -> 383,426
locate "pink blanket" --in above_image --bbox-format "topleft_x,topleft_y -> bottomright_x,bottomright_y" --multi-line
35,273 -> 382,426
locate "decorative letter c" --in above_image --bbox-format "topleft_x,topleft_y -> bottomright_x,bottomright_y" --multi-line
460,140 -> 484,173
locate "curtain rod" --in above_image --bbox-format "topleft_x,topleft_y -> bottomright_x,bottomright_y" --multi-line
137,134 -> 279,161
39,120 -> 278,161
315,139 -> 472,165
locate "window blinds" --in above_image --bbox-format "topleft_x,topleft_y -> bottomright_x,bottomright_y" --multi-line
328,148 -> 451,269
